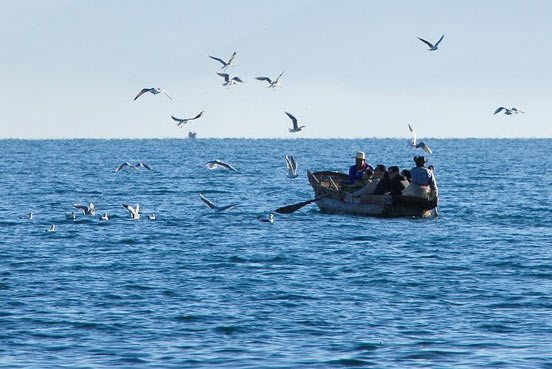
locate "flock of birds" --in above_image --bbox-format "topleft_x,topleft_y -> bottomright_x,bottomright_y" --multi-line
37,35 -> 526,231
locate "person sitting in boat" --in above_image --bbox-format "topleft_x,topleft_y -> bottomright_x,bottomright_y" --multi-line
402,156 -> 438,199
349,151 -> 374,185
352,169 -> 378,196
373,169 -> 390,195
401,169 -> 411,183
388,166 -> 410,195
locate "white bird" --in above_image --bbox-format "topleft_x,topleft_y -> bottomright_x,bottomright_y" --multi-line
408,124 -> 433,154
123,203 -> 140,220
148,214 -> 156,220
188,131 -> 197,139
171,111 -> 204,127
208,51 -> 236,70
217,72 -> 243,87
255,71 -> 284,89
205,159 -> 238,172
285,155 -> 298,179
134,88 -> 173,101
74,202 -> 96,216
199,193 -> 236,212
65,211 -> 77,220
46,224 -> 56,232
417,34 -> 445,51
29,212 -> 33,220
99,212 -> 109,221
285,112 -> 305,133
257,213 -> 274,223
115,162 -> 134,172
494,107 -> 525,115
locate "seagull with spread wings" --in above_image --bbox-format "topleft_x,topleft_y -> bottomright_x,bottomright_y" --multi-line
408,124 -> 433,154
494,107 -> 525,115
285,155 -> 298,179
199,193 -> 236,212
171,111 -> 204,127
123,203 -> 140,220
217,72 -> 243,87
255,71 -> 284,89
417,34 -> 445,51
209,51 -> 237,70
205,159 -> 238,172
134,88 -> 173,101
285,112 -> 305,133
74,202 -> 96,216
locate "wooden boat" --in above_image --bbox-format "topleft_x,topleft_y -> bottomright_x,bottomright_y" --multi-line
308,170 -> 437,218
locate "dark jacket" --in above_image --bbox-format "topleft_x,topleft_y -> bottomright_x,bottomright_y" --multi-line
389,174 -> 408,196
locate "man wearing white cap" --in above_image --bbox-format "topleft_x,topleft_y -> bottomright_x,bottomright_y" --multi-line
349,151 -> 374,184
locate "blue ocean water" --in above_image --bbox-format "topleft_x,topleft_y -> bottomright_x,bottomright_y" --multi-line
0,138 -> 551,368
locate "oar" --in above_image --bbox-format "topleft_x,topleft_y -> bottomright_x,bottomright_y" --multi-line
275,192 -> 335,214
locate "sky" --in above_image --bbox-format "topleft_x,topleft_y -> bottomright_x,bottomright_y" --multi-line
1,0 -> 551,139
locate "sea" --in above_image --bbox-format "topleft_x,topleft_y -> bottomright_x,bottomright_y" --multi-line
0,138 -> 551,368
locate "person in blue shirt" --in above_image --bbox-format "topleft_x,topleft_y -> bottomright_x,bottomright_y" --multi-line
349,151 -> 374,184
403,156 -> 438,200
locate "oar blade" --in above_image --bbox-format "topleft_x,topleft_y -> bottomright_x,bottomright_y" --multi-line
275,199 -> 316,214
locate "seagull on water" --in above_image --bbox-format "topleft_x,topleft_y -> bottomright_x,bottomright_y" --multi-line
494,107 -> 525,115
123,203 -> 140,220
148,214 -> 156,220
46,224 -> 56,232
408,124 -> 433,154
257,213 -> 274,223
65,211 -> 77,220
417,34 -> 445,51
74,202 -> 96,216
208,51 -> 236,70
217,72 -> 243,87
285,155 -> 298,179
134,88 -> 173,101
199,193 -> 236,212
205,159 -> 238,172
285,112 -> 305,133
171,111 -> 204,127
255,71 -> 284,89
99,212 -> 109,221
29,212 -> 33,220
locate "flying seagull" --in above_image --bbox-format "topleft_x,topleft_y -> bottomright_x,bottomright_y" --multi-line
123,203 -> 140,220
199,193 -> 236,212
217,72 -> 243,87
134,88 -> 173,101
208,51 -> 236,70
171,111 -> 204,127
74,202 -> 96,215
408,124 -> 433,154
205,159 -> 238,172
115,162 -> 134,172
257,213 -> 274,223
285,112 -> 305,133
494,107 -> 525,115
417,34 -> 445,51
255,71 -> 284,89
285,155 -> 298,179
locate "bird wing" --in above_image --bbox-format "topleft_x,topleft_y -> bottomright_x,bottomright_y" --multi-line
494,107 -> 506,115
134,88 -> 151,101
232,77 -> 244,83
115,162 -> 131,172
215,160 -> 237,172
256,76 -> 272,84
290,156 -> 297,173
275,71 -> 284,82
408,124 -> 417,146
158,88 -> 173,100
417,37 -> 434,48
227,51 -> 237,64
73,204 -> 88,214
171,115 -> 185,123
218,204 -> 236,212
209,55 -> 227,67
199,193 -> 216,209
217,72 -> 230,83
285,112 -> 298,129
512,108 -> 525,114
419,142 -> 433,154
434,34 -> 445,47
285,155 -> 292,170
139,162 -> 152,170
192,111 -> 204,120
123,204 -> 136,216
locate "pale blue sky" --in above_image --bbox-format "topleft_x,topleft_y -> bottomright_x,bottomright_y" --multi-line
1,0 -> 551,138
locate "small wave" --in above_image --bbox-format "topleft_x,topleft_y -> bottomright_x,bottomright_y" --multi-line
325,358 -> 372,366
